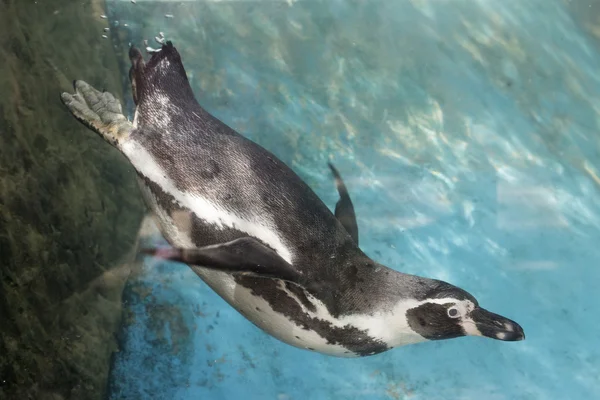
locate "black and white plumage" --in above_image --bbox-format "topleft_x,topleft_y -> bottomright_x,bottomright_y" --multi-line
61,41 -> 524,357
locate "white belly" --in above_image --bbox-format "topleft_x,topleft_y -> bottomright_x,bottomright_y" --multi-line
193,267 -> 356,357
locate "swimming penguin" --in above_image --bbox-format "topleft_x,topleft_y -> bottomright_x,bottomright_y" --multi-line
60,40 -> 524,357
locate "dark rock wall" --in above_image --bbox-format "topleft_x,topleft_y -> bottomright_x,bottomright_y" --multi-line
0,1 -> 144,399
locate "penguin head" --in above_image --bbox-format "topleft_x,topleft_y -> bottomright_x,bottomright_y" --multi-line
406,281 -> 525,342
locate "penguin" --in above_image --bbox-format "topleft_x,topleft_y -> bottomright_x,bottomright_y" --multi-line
60,40 -> 524,357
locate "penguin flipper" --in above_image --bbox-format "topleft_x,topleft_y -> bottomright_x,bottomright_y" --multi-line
142,237 -> 303,284
328,163 -> 359,245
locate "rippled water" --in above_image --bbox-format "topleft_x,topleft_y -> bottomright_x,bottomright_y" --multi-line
104,1 -> 600,399
2,0 -> 600,399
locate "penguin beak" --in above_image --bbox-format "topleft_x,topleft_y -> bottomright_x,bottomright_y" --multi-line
469,307 -> 525,341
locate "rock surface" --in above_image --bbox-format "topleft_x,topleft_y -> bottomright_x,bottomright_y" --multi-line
0,1 -> 144,399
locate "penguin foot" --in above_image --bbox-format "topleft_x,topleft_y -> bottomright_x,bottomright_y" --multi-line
60,80 -> 133,147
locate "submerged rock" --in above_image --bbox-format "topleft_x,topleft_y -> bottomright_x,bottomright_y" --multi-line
0,1 -> 144,399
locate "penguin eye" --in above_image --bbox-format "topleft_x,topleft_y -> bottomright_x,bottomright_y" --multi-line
447,306 -> 461,318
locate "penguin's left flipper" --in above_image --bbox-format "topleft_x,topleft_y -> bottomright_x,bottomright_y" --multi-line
142,237 -> 303,284
328,163 -> 359,245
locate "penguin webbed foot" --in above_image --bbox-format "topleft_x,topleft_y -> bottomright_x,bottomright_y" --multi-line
142,237 -> 304,285
60,80 -> 132,146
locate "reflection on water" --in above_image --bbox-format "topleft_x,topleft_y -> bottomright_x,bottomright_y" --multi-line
2,0 -> 600,399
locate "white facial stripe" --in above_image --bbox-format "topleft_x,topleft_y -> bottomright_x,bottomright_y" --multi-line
425,298 -> 464,306
338,299 -> 428,347
461,320 -> 483,336
123,141 -> 294,263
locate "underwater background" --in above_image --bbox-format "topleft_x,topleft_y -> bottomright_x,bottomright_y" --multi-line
2,0 -> 600,399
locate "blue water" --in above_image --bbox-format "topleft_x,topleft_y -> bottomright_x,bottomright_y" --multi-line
106,1 -> 600,399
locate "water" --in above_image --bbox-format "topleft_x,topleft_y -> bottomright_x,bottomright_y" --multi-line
1,0 -> 599,399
